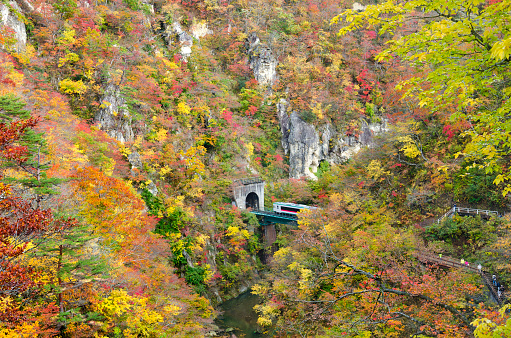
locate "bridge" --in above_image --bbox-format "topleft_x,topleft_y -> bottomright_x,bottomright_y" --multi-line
415,251 -> 506,305
232,178 -> 300,250
250,209 -> 298,225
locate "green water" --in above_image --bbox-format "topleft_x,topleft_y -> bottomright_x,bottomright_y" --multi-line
215,291 -> 267,337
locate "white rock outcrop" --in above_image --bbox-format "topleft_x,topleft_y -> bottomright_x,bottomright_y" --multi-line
0,1 -> 27,52
246,33 -> 277,87
94,84 -> 134,143
277,99 -> 387,179
352,2 -> 367,11
191,21 -> 212,39
164,21 -> 211,60
170,22 -> 193,59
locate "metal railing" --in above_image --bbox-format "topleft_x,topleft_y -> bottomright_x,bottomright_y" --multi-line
415,251 -> 506,304
437,207 -> 500,224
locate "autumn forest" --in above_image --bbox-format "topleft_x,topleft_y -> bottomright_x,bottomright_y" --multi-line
0,0 -> 510,337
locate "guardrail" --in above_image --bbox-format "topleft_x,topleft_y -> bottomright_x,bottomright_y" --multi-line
415,251 -> 506,304
415,252 -> 482,273
437,207 -> 500,224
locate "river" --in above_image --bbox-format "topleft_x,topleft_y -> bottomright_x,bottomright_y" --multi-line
215,291 -> 267,337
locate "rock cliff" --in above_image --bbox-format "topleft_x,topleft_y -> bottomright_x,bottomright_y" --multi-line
94,84 -> 134,143
246,33 -> 277,87
164,21 -> 211,60
277,99 -> 387,179
0,1 -> 27,52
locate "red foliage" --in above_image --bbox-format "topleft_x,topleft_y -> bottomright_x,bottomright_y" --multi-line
0,119 -> 75,325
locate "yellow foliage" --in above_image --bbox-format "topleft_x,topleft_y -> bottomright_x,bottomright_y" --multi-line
162,58 -> 179,70
163,304 -> 181,316
257,316 -> 273,326
251,283 -> 268,296
298,268 -> 313,291
367,160 -> 389,179
0,57 -> 24,93
311,102 -> 325,120
273,247 -> 293,265
287,261 -> 301,271
176,101 -> 191,115
0,322 -> 40,337
58,27 -> 77,46
59,78 -> 88,95
237,32 -> 248,42
119,144 -> 132,157
165,195 -> 189,215
13,44 -> 36,65
0,297 -> 13,314
58,52 -> 80,67
226,226 -> 250,241
245,141 -> 254,158
155,128 -> 168,142
96,289 -> 164,337
202,264 -> 214,283
254,302 -> 280,327
397,136 -> 421,158
193,234 -> 209,252
471,304 -> 511,338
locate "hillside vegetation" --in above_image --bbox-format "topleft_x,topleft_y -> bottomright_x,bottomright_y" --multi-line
0,0 -> 510,337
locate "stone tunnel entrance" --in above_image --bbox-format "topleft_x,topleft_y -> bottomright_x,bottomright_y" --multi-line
245,192 -> 259,210
232,178 -> 265,211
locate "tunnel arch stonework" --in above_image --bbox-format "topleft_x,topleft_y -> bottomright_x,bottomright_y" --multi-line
232,178 -> 265,211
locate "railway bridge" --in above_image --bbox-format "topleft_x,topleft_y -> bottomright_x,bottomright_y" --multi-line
232,178 -> 310,249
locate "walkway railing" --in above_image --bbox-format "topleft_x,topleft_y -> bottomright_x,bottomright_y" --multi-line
415,251 -> 506,304
437,207 -> 500,224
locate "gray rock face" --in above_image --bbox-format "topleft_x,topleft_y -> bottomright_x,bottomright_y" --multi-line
127,150 -> 143,169
287,112 -> 321,180
127,150 -> 158,196
0,1 -> 26,52
94,84 -> 134,143
278,100 -> 387,179
171,22 -> 193,59
246,33 -> 277,86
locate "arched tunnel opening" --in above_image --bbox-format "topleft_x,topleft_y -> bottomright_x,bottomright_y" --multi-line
245,192 -> 259,210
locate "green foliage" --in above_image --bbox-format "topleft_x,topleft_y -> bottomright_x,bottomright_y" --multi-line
315,160 -> 331,179
453,167 -> 505,207
0,94 -> 30,120
123,0 -> 140,10
425,215 -> 499,254
50,0 -> 77,19
140,189 -> 164,216
365,102 -> 375,120
272,11 -> 301,35
0,95 -> 63,196
185,265 -> 207,294
154,208 -> 190,236
217,261 -> 243,282
74,131 -> 115,174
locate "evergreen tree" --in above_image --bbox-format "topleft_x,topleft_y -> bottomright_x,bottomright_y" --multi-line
0,94 -> 63,198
